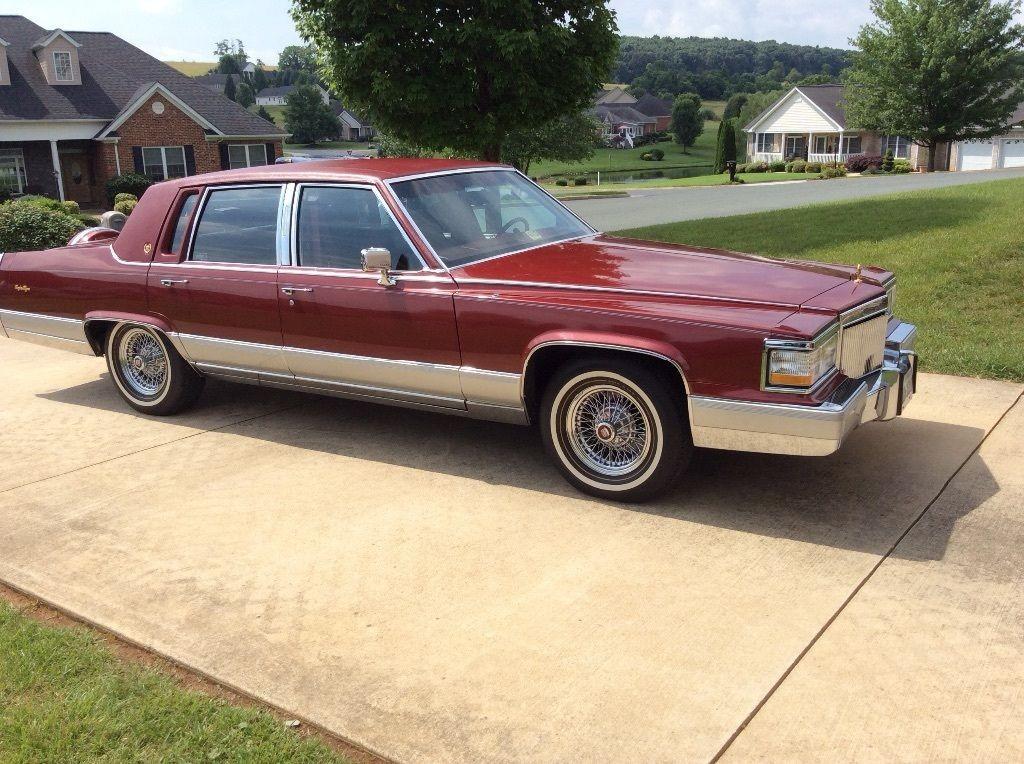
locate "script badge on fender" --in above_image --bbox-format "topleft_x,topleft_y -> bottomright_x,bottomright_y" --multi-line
14,284 -> 30,293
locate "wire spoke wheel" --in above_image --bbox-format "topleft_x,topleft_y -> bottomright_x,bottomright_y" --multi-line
565,383 -> 653,478
116,327 -> 168,400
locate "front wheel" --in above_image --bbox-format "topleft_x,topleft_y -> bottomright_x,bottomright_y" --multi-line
105,323 -> 204,415
540,358 -> 692,502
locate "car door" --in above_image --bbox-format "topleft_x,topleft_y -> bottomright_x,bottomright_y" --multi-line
148,184 -> 288,379
277,182 -> 464,408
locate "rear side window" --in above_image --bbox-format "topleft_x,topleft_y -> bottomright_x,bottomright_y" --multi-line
295,186 -> 418,271
191,186 -> 281,265
168,193 -> 198,255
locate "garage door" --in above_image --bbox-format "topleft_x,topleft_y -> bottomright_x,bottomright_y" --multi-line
958,140 -> 994,171
1000,139 -> 1024,168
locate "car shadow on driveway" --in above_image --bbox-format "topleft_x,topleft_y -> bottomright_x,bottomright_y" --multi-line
40,376 -> 998,564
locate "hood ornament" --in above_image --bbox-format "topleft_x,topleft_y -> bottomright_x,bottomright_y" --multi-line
853,264 -> 863,283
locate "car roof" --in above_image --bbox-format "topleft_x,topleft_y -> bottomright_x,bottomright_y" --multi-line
162,158 -> 509,189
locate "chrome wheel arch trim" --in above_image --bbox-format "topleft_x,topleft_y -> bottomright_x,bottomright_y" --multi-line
521,340 -> 693,404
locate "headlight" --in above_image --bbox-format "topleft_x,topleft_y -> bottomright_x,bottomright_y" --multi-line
765,330 -> 838,389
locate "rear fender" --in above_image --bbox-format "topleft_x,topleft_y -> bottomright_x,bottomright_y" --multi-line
83,311 -> 179,357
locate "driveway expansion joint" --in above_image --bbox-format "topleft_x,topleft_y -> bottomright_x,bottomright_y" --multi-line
710,388 -> 1024,763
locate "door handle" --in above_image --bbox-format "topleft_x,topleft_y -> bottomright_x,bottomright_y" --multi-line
160,278 -> 189,286
281,287 -> 313,296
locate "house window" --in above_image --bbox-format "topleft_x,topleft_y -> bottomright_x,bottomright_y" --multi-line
227,144 -> 269,169
843,135 -> 863,154
756,133 -> 779,153
142,146 -> 187,181
882,135 -> 912,159
53,51 -> 73,82
0,149 -> 27,194
814,135 -> 840,154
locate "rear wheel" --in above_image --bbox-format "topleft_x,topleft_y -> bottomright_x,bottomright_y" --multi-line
105,323 -> 204,415
540,358 -> 691,501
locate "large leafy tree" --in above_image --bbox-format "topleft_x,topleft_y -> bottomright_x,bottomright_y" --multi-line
671,93 -> 704,150
845,0 -> 1024,170
284,84 -> 340,145
291,1 -> 618,161
502,112 -> 600,175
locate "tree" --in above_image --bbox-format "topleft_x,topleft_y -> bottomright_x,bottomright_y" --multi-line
236,82 -> 255,109
214,39 -> 247,75
256,105 -> 276,125
845,0 -> 1024,171
737,89 -> 786,127
502,112 -> 600,175
292,0 -> 618,161
279,44 -> 319,77
252,61 -> 269,92
671,93 -> 704,150
223,74 -> 236,102
713,118 -> 739,173
284,84 -> 340,144
723,93 -> 747,120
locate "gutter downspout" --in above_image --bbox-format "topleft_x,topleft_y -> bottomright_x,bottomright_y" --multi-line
49,140 -> 65,202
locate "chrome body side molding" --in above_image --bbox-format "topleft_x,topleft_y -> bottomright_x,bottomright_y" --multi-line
0,309 -> 93,355
692,321 -> 917,456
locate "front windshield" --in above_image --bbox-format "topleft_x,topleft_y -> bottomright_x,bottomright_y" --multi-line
390,170 -> 593,268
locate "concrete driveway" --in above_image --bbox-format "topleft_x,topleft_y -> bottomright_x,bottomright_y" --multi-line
2,337 -> 1022,762
568,167 -> 1024,231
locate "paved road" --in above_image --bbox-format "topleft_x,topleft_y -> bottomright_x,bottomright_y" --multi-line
2,337 -> 1023,762
566,167 -> 1024,231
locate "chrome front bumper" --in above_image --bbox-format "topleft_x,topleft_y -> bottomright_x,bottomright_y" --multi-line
690,320 -> 917,456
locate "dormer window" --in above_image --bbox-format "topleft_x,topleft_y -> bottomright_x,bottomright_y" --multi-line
53,51 -> 73,82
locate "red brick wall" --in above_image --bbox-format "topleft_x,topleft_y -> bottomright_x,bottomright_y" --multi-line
89,94 -> 283,205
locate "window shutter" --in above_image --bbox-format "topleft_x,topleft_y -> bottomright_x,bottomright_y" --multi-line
132,146 -> 144,174
264,142 -> 276,165
218,143 -> 230,170
183,145 -> 196,176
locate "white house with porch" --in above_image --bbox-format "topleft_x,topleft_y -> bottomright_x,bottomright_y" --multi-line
744,85 -> 926,168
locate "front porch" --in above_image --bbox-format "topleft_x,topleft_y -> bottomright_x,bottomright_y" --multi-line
0,139 -> 107,205
750,131 -> 866,164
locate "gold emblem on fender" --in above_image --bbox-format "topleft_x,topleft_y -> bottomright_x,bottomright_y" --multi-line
143,243 -> 152,255
14,284 -> 30,293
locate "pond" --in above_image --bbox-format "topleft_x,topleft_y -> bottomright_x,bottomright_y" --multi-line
556,164 -> 716,185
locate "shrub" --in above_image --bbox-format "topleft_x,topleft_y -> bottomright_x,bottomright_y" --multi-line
699,107 -> 717,121
650,148 -> 664,161
113,192 -> 138,206
555,179 -> 568,186
881,150 -> 895,173
573,177 -> 588,186
893,158 -> 913,174
749,161 -> 771,173
769,160 -> 786,172
114,198 -> 138,216
789,158 -> 807,173
820,165 -> 848,179
804,161 -> 822,173
0,201 -> 83,252
735,162 -> 749,173
14,194 -> 64,211
105,173 -> 152,207
641,152 -> 654,161
61,200 -> 80,215
845,154 -> 882,173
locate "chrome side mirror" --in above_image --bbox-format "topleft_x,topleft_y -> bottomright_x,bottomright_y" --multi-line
360,247 -> 396,287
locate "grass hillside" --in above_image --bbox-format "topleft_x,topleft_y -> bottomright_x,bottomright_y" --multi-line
164,61 -> 216,76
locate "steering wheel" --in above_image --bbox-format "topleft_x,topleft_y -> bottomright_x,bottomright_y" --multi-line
501,216 -> 530,234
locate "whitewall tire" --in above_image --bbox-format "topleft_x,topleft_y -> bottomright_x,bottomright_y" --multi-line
105,323 -> 204,415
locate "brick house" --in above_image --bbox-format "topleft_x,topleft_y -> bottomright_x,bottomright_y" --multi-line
590,86 -> 672,142
0,15 -> 287,207
744,84 -> 1024,171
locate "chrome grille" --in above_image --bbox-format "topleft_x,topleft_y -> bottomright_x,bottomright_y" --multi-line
839,314 -> 887,377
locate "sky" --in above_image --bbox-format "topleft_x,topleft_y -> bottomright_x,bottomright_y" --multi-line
17,0 -> 1024,63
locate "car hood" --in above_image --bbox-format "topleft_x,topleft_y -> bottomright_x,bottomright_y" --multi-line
453,234 -> 891,311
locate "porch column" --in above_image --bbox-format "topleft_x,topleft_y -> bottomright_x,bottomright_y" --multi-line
49,140 -> 65,202
808,133 -> 814,160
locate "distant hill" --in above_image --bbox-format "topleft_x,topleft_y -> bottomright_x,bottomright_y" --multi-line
164,61 -> 278,76
614,36 -> 852,100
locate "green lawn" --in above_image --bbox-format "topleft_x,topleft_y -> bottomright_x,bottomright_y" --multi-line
616,178 -> 1024,382
545,171 -> 809,193
286,141 -> 372,152
0,601 -> 345,762
531,123 -> 720,179
255,104 -> 287,129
